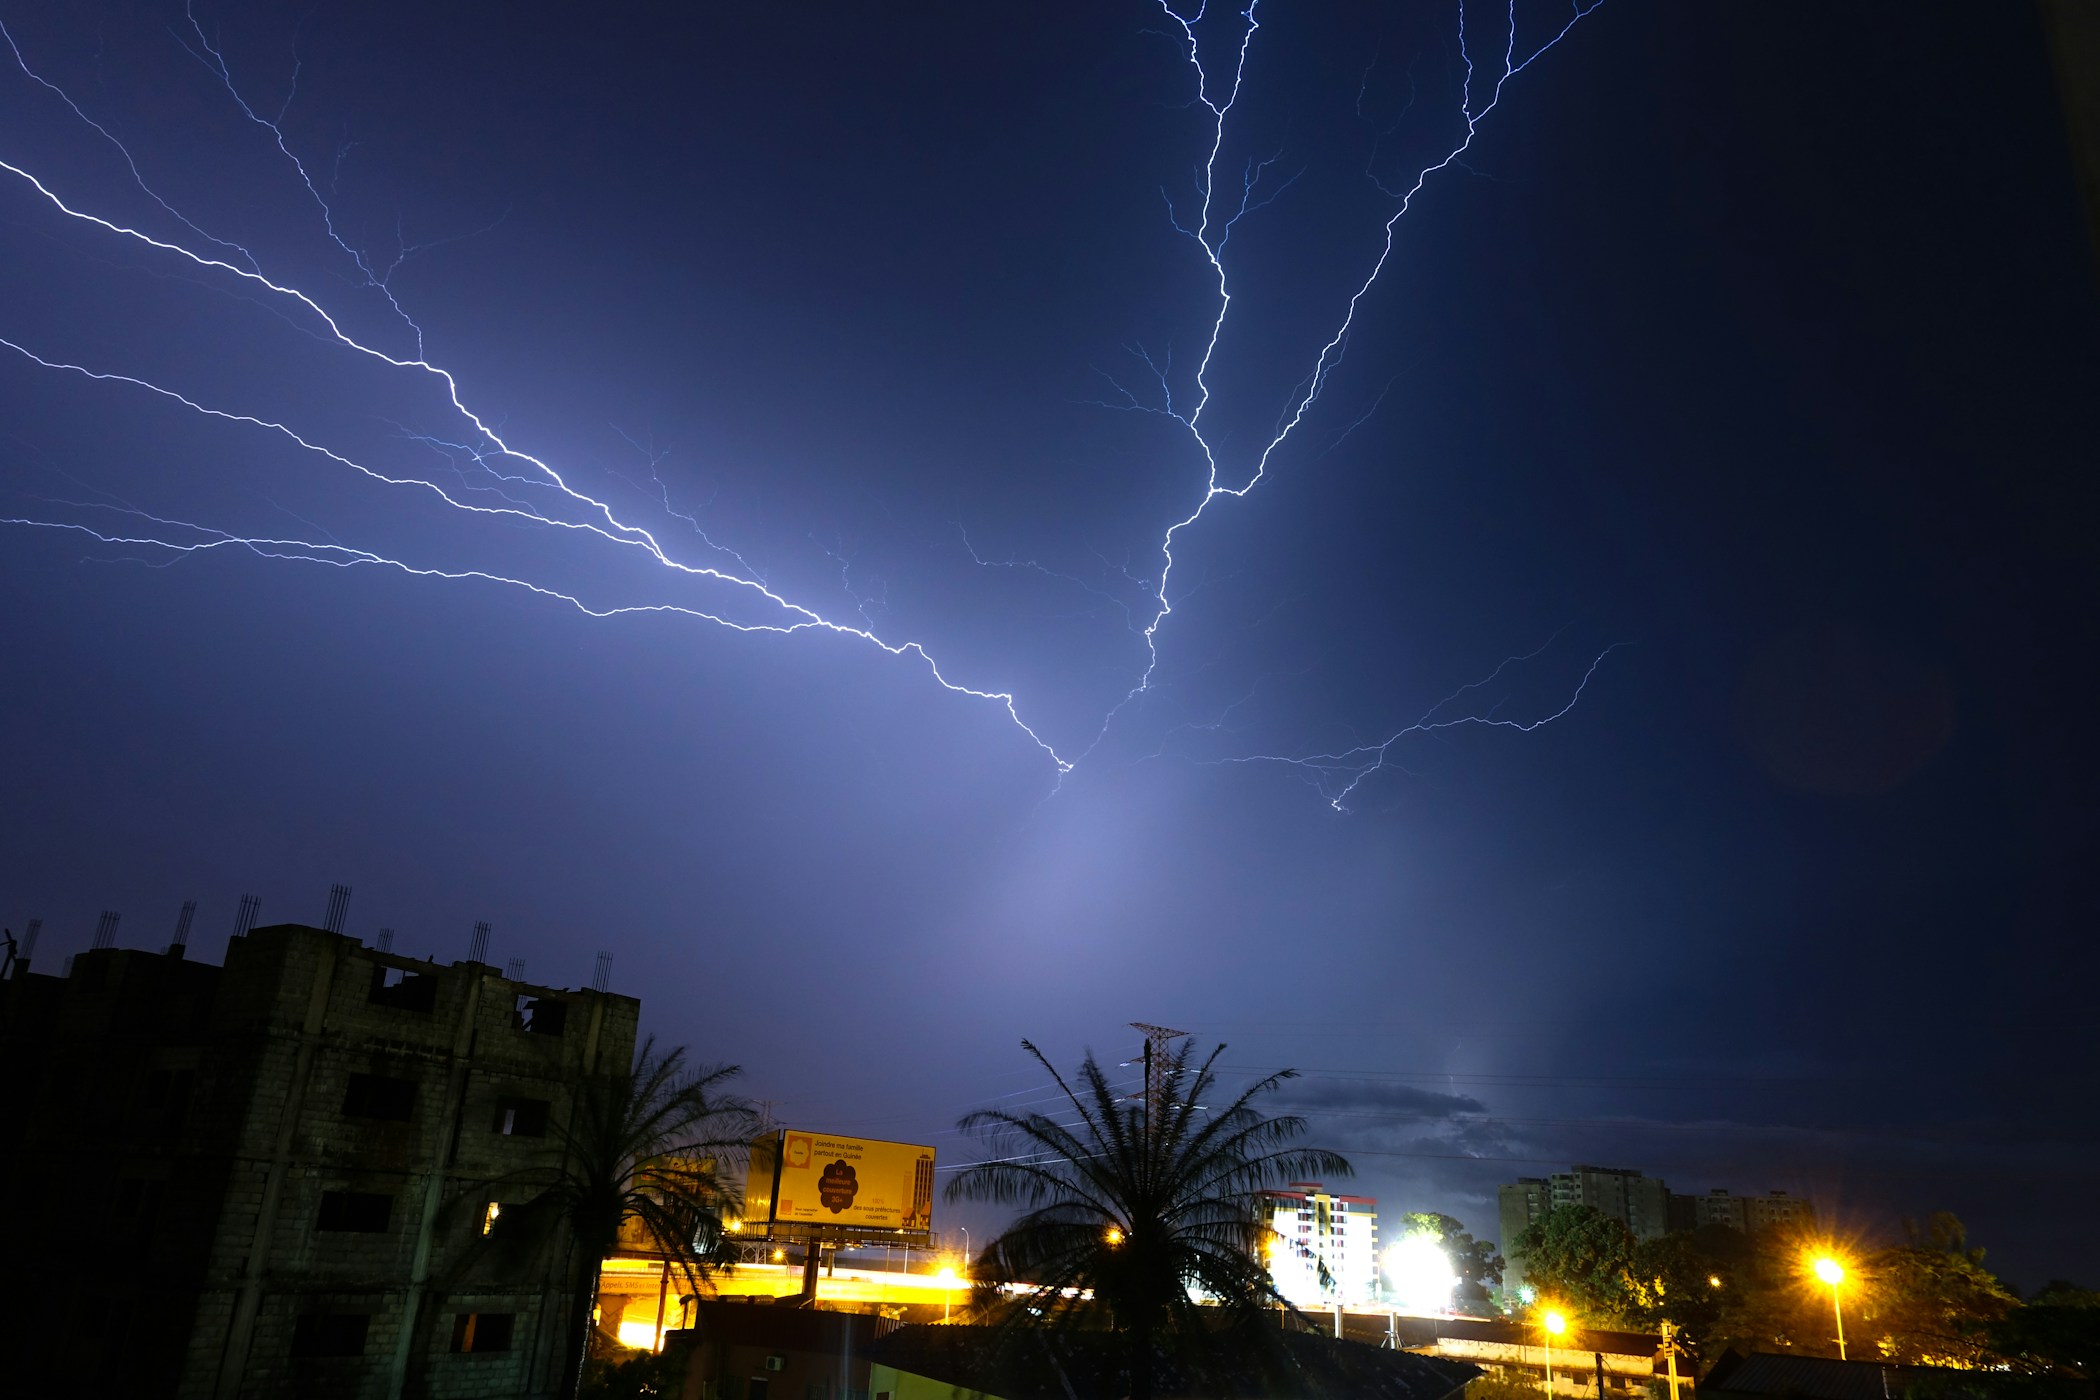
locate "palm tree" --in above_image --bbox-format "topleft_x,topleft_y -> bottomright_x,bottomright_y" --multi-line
947,1037 -> 1351,1400
520,1036 -> 757,1400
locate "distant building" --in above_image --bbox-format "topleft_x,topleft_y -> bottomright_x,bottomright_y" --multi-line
1551,1165 -> 1672,1243
1500,1166 -> 1814,1294
1498,1178 -> 1553,1293
1500,1166 -> 1669,1293
1667,1189 -> 1814,1238
0,922 -> 638,1399
1262,1182 -> 1380,1306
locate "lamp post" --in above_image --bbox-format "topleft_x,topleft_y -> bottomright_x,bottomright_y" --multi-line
1543,1310 -> 1568,1397
1813,1258 -> 1847,1360
960,1225 -> 970,1268
937,1265 -> 958,1323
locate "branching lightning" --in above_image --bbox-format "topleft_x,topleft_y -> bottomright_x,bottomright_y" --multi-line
1102,0 -> 1607,708
0,24 -> 1070,771
0,2 -> 1610,803
1223,639 -> 1628,811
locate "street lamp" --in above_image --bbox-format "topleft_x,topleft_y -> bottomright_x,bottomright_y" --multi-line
936,1265 -> 959,1323
1813,1257 -> 1847,1360
1387,1231 -> 1458,1315
1542,1309 -> 1568,1397
960,1225 -> 970,1268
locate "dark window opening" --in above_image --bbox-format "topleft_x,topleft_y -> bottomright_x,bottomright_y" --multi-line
449,1311 -> 515,1353
290,1312 -> 370,1358
492,1097 -> 551,1137
342,1072 -> 417,1122
135,1067 -> 196,1135
68,1295 -> 115,1340
316,1190 -> 394,1233
368,964 -> 437,1012
111,1177 -> 165,1238
513,995 -> 567,1036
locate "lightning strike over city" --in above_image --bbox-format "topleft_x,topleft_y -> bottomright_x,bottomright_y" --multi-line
4,1 -> 2096,1366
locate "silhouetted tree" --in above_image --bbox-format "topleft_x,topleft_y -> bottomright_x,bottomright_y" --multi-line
1624,1229 -> 1743,1357
518,1037 -> 756,1400
1657,1212 -> 2025,1366
1987,1283 -> 2100,1378
947,1038 -> 1351,1400
1853,1214 -> 2017,1366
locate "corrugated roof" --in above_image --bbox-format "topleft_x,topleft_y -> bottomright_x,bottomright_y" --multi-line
1700,1349 -> 2095,1400
865,1321 -> 1481,1400
1706,1351 -> 1914,1400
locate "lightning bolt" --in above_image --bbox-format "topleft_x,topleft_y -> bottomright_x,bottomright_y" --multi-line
1220,638 -> 1629,812
1085,0 -> 1609,744
0,21 -> 1072,773
1,3 -> 1609,800
175,2 -> 425,346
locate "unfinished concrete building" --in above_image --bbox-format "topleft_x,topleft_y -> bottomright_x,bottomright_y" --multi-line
0,922 -> 639,1399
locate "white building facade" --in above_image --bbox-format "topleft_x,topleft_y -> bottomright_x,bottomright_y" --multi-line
1262,1182 -> 1379,1307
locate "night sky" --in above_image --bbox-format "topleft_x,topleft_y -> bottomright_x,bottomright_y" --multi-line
3,3 -> 2095,1288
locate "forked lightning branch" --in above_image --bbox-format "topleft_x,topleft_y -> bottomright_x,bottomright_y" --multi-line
0,1 -> 1610,805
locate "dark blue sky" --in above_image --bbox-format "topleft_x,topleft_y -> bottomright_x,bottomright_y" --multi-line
3,2 -> 2095,1287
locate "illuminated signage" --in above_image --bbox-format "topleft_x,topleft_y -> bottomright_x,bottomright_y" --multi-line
744,1130 -> 934,1234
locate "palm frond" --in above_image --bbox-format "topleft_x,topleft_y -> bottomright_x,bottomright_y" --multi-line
948,1035 -> 1352,1393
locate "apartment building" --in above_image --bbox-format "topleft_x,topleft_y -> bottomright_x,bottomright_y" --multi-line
0,922 -> 638,1399
1262,1182 -> 1380,1307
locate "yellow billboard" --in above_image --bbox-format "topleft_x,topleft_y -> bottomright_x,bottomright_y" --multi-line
745,1130 -> 934,1234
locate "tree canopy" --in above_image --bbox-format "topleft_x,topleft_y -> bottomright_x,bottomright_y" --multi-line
1852,1214 -> 2019,1367
946,1037 -> 1351,1400
1509,1207 -> 2064,1377
1510,1204 -> 1641,1320
1986,1284 -> 2100,1379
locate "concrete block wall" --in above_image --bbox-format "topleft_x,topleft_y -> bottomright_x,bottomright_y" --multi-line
5,921 -> 641,1400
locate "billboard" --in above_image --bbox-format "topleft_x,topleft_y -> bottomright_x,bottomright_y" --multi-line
744,1130 -> 935,1235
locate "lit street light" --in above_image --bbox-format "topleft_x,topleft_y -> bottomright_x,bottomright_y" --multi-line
936,1264 -> 959,1323
1386,1231 -> 1458,1315
1543,1309 -> 1569,1397
1813,1257 -> 1848,1360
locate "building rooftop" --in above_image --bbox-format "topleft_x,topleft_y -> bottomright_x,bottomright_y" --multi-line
1702,1350 -> 2095,1400
865,1321 -> 1480,1400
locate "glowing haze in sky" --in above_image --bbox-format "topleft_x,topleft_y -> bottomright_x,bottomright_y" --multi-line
1,2 -> 2095,1284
